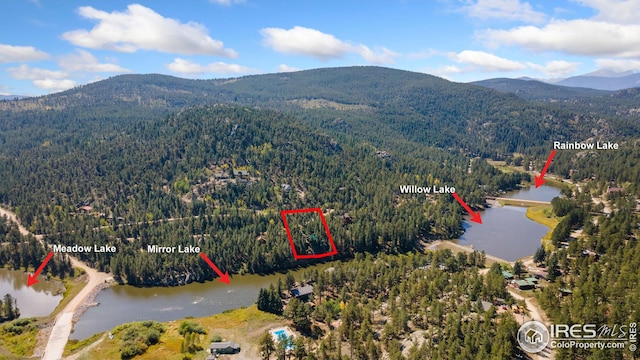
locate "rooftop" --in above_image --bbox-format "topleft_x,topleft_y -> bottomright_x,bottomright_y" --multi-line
210,341 -> 240,350
291,284 -> 313,297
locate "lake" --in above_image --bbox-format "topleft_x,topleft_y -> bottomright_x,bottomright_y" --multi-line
455,184 -> 561,261
0,268 -> 64,318
70,267 -> 315,340
502,184 -> 562,202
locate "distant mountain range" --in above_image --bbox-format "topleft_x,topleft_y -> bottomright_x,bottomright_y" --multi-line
553,72 -> 640,91
0,94 -> 28,100
471,78 -> 611,101
475,70 -> 640,93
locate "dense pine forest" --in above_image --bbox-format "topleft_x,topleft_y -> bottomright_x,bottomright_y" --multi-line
256,250 -> 523,360
534,187 -> 640,359
3,104 -> 524,285
0,216 -> 73,279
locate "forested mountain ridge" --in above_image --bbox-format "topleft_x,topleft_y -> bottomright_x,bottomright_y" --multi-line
2,66 -> 634,158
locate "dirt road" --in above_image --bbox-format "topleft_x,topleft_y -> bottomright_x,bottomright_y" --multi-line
509,290 -> 555,359
0,206 -> 33,238
1,206 -> 112,360
430,239 -> 515,265
42,257 -> 113,360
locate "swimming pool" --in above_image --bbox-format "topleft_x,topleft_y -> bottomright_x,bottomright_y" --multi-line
271,328 -> 294,350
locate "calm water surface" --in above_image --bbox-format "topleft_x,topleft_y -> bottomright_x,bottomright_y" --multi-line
455,185 -> 561,261
0,268 -> 64,318
71,267 -> 315,340
502,185 -> 562,202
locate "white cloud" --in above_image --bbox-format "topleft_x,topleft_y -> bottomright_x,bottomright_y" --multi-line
482,19 -> 640,58
357,45 -> 399,64
59,49 -> 130,73
260,26 -> 352,61
481,0 -> 640,59
461,0 -> 546,23
437,65 -> 464,75
439,51 -> 579,77
166,58 -> 258,75
277,64 -> 300,72
6,65 -> 76,92
574,0 -> 640,25
594,58 -> 640,72
260,26 -> 397,64
209,0 -> 245,5
33,79 -> 77,91
62,4 -> 237,57
448,50 -> 526,72
526,60 -> 580,77
423,65 -> 464,81
0,44 -> 49,63
7,64 -> 68,80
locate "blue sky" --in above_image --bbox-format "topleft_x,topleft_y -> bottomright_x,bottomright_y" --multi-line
2,0 -> 640,95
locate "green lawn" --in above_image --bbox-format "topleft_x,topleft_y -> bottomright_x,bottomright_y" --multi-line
526,206 -> 559,251
70,305 -> 285,360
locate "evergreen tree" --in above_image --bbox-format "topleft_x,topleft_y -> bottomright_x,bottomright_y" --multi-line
534,245 -> 546,264
258,331 -> 275,360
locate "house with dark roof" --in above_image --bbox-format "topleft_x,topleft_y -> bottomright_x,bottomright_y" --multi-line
290,285 -> 313,301
514,280 -> 535,290
559,288 -> 573,297
209,341 -> 240,356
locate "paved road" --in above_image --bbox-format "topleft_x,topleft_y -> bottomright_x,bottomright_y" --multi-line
42,313 -> 73,360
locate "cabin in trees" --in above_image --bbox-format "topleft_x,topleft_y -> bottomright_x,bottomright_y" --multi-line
533,270 -> 549,281
559,288 -> 573,297
582,249 -> 600,260
502,271 -> 514,280
290,285 -> 313,302
208,341 -> 240,357
233,170 -> 250,178
513,280 -> 535,290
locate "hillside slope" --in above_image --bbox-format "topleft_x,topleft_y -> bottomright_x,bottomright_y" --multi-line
2,67 -> 629,164
2,104 -> 525,284
472,78 -> 611,101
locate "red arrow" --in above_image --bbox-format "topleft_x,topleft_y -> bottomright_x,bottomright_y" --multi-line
199,252 -> 230,285
535,150 -> 556,188
27,251 -> 54,287
452,193 -> 482,224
